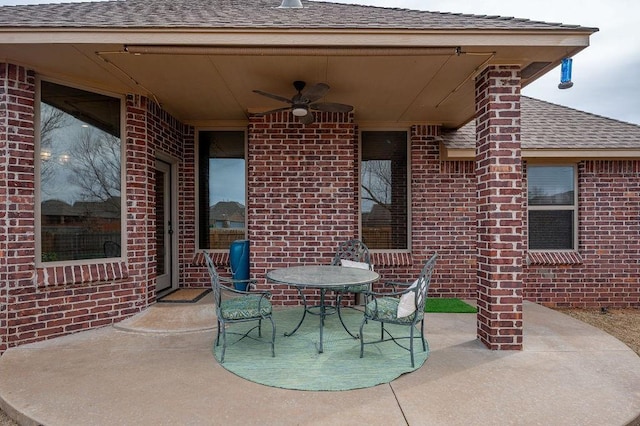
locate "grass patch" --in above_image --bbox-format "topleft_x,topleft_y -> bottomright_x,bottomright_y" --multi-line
425,298 -> 477,313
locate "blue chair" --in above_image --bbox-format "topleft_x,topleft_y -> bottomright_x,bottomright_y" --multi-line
204,252 -> 275,363
359,253 -> 437,367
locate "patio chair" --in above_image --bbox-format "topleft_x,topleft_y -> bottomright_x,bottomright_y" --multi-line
203,252 -> 275,363
359,253 -> 437,367
331,239 -> 374,338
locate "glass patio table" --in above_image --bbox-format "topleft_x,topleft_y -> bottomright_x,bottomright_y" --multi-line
266,265 -> 380,353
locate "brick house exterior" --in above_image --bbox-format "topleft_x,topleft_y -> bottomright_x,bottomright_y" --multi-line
1,1 -> 638,353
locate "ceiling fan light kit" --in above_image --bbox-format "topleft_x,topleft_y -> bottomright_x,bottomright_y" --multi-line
253,80 -> 353,124
292,106 -> 308,117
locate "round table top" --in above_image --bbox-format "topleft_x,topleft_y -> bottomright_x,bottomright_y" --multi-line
266,265 -> 379,289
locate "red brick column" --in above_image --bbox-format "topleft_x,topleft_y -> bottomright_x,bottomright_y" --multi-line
475,65 -> 524,350
0,64 -> 36,352
124,95 -> 154,305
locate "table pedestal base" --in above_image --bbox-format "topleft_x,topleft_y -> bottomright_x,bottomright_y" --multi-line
284,287 -> 357,353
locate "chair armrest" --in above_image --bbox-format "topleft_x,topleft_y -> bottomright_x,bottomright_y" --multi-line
383,280 -> 415,293
363,285 -> 415,299
384,280 -> 413,287
219,277 -> 265,295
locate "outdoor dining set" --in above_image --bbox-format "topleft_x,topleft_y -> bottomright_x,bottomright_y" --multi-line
204,240 -> 438,368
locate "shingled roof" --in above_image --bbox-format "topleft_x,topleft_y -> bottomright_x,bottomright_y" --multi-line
441,96 -> 640,150
0,0 -> 597,31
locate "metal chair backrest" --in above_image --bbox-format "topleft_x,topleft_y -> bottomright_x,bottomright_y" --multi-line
412,253 -> 438,314
204,252 -> 223,307
331,239 -> 372,269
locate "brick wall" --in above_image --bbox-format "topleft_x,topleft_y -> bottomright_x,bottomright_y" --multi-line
524,160 -> 640,308
0,68 -> 191,352
241,121 -> 481,301
427,159 -> 477,298
247,111 -> 358,304
408,126 -> 477,298
144,100 -> 204,297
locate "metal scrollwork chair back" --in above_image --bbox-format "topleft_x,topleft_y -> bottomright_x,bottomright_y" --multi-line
331,239 -> 374,338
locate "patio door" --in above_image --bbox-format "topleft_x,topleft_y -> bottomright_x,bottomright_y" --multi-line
155,159 -> 176,295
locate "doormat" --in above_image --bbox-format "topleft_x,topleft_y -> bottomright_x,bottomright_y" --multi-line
158,288 -> 211,303
425,298 -> 477,313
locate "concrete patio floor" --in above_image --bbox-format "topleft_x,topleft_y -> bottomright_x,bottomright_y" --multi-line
0,294 -> 639,425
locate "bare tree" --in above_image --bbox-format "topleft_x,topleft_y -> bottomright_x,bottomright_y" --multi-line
67,127 -> 121,210
361,159 -> 391,212
39,104 -> 67,192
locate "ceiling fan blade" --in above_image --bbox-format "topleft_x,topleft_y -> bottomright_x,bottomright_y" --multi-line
302,83 -> 329,102
254,106 -> 291,116
309,102 -> 354,113
298,113 -> 315,125
252,89 -> 292,104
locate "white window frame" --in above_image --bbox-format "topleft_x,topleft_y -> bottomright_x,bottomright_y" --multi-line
527,163 -> 578,251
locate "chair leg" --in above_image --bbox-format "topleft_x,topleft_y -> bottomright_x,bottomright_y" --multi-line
269,316 -> 276,357
221,323 -> 227,363
258,318 -> 262,338
359,318 -> 367,358
409,325 -> 415,368
421,318 -> 426,352
215,319 -> 222,347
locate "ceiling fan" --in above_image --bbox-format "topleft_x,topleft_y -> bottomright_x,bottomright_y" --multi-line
253,80 -> 354,124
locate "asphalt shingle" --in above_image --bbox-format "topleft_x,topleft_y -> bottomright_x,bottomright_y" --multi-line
0,0 -> 597,31
441,96 -> 640,150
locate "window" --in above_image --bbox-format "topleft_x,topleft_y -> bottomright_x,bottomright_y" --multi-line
198,130 -> 246,250
38,81 -> 122,263
527,165 -> 577,250
360,131 -> 409,250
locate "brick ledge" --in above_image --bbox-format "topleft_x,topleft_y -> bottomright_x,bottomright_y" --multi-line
527,251 -> 583,266
371,252 -> 413,268
36,261 -> 129,286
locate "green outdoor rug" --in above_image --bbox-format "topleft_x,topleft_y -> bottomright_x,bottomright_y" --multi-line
213,307 -> 429,391
425,298 -> 477,313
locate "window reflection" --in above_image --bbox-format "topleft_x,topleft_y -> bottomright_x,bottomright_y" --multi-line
361,131 -> 408,250
198,131 -> 246,250
528,166 -> 574,206
527,165 -> 576,250
39,81 -> 122,262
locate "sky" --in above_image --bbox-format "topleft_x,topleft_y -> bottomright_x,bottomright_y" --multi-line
1,0 -> 638,125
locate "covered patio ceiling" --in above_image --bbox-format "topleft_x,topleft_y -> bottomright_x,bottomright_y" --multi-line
0,29 -> 592,128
